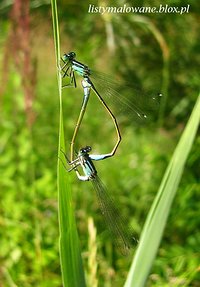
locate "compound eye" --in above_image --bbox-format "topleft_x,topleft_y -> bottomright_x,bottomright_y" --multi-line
71,52 -> 76,58
80,146 -> 92,154
86,146 -> 92,152
68,51 -> 76,59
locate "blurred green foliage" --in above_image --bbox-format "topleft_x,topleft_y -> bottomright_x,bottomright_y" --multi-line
0,0 -> 199,286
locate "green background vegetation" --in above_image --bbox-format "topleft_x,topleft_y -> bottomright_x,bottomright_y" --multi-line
0,0 -> 199,286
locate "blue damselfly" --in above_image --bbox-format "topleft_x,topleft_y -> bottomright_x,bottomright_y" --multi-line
61,146 -> 138,255
60,52 -> 162,161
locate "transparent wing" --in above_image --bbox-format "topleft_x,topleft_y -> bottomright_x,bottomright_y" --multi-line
90,70 -> 162,125
92,176 -> 138,255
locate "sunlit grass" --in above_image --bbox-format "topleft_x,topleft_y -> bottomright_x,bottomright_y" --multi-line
125,95 -> 200,287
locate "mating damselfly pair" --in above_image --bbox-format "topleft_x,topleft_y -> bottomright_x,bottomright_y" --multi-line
60,51 -> 162,254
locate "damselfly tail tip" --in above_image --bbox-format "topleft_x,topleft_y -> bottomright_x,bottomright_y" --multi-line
152,93 -> 163,100
121,237 -> 138,256
134,237 -> 139,244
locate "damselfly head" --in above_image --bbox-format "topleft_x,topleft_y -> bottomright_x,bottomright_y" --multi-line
62,51 -> 76,62
80,146 -> 92,154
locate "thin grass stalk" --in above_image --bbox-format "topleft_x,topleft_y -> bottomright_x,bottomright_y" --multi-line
51,1 -> 86,286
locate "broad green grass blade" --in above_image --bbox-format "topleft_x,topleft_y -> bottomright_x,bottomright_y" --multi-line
125,95 -> 200,287
51,1 -> 86,286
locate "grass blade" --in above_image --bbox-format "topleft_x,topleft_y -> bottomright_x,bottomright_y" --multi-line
51,1 -> 86,286
125,95 -> 200,287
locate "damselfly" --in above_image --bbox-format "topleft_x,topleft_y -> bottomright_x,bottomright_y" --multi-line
61,146 -> 138,255
60,52 -> 162,161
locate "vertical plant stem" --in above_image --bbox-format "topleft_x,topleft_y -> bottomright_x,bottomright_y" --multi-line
51,1 -> 86,286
